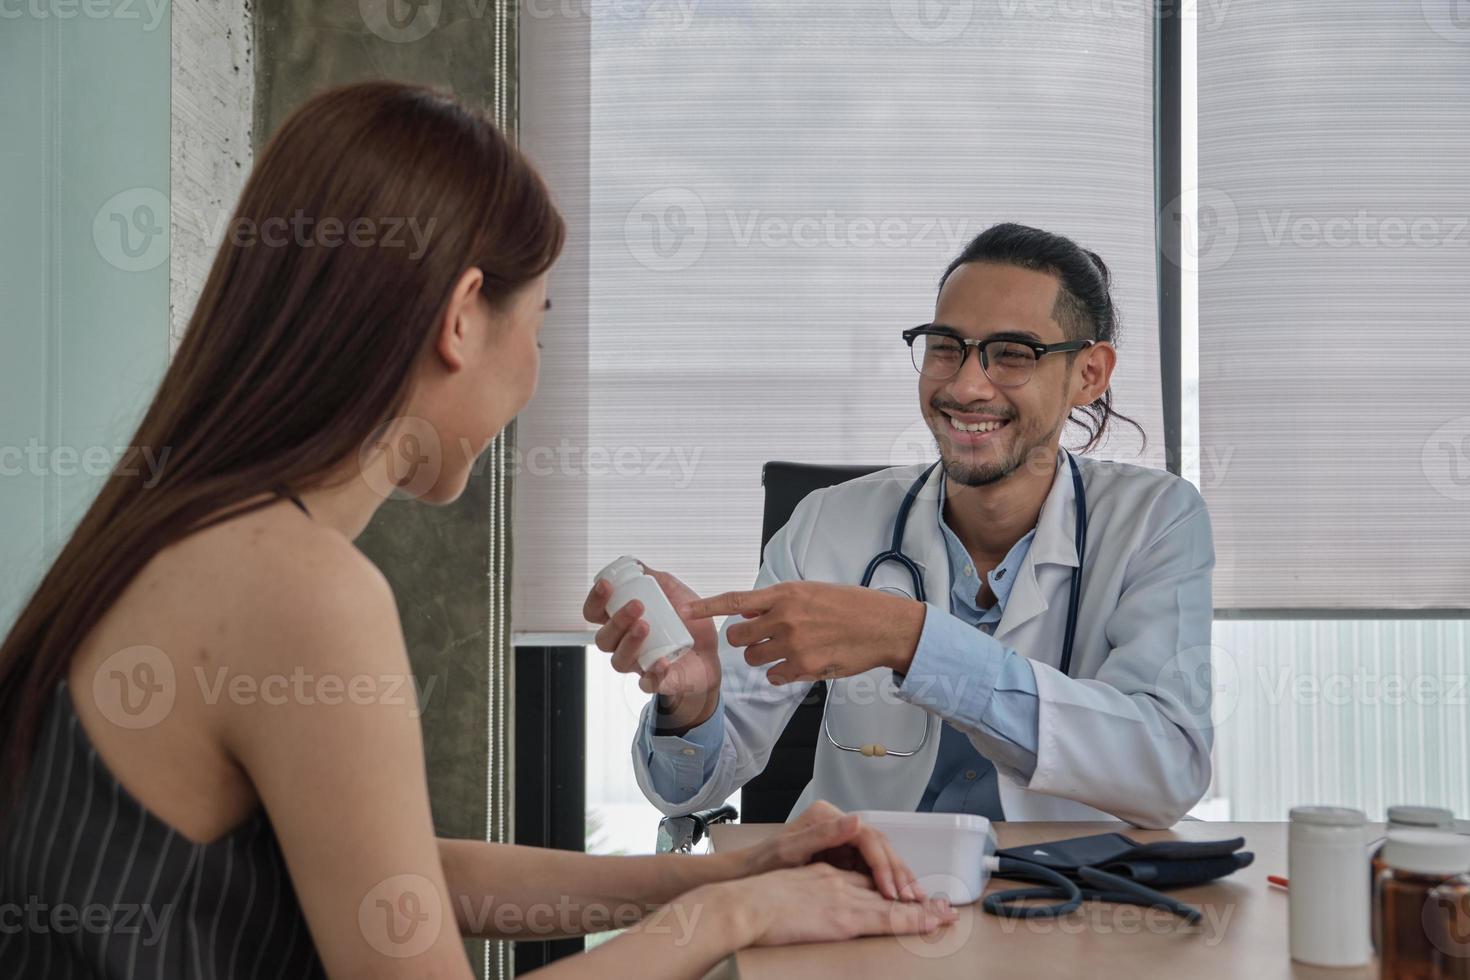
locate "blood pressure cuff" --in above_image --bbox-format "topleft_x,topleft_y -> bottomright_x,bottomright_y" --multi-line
997,833 -> 1254,889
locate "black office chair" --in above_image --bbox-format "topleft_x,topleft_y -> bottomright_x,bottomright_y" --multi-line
656,461 -> 885,851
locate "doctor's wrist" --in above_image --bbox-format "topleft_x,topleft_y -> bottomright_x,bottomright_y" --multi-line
654,690 -> 717,735
884,600 -> 928,675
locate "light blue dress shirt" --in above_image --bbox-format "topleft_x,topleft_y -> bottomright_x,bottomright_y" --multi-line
639,480 -> 1044,815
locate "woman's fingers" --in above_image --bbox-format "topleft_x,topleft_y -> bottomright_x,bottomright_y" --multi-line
856,881 -> 954,930
763,804 -> 927,904
875,896 -> 951,936
848,826 -> 900,900
879,835 -> 910,901
787,807 -> 925,902
839,881 -> 951,938
835,824 -> 923,902
746,865 -> 953,948
884,834 -> 923,901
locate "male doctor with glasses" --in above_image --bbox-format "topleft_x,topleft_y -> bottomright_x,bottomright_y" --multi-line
584,223 -> 1215,829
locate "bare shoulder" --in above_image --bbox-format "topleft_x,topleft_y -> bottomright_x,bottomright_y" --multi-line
91,496 -> 403,684
212,504 -> 396,627
65,496 -> 408,842
186,498 -> 392,599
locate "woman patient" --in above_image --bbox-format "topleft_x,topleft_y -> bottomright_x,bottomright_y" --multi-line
0,82 -> 953,978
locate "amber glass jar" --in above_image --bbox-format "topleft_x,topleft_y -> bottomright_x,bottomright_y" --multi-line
1376,831 -> 1470,980
1373,808 -> 1459,948
1425,873 -> 1470,980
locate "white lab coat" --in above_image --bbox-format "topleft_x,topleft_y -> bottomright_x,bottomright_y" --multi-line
632,452 -> 1216,829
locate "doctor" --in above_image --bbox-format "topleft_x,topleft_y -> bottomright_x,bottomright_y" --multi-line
585,223 -> 1216,829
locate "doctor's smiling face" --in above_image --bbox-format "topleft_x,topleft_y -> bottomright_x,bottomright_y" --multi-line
919,228 -> 1122,487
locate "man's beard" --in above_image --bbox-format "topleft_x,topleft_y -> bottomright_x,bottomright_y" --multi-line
928,413 -> 1059,487
939,443 -> 1027,487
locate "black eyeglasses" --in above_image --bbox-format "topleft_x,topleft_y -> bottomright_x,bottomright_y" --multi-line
902,325 -> 1094,387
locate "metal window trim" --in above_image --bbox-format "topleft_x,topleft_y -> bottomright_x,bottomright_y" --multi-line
1155,1 -> 1184,478
1216,608 -> 1470,621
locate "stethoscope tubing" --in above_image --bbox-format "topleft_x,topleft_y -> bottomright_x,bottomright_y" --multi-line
822,453 -> 1088,758
982,857 -> 1203,923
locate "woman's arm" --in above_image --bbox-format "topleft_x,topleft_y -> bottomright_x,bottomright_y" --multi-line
531,882 -> 754,980
218,549 -> 477,978
439,840 -> 744,940
440,799 -> 928,941
524,866 -> 950,980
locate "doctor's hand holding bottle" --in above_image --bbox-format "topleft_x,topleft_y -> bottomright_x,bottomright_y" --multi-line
586,567 -> 931,716
584,563 -> 723,733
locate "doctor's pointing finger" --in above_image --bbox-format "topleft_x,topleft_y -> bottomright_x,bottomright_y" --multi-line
683,582 -> 928,687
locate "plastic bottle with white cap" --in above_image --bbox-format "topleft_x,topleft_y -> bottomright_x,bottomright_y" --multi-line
1288,805 -> 1371,967
595,556 -> 695,672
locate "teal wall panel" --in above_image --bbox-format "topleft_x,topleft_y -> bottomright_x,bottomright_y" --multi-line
0,3 -> 171,628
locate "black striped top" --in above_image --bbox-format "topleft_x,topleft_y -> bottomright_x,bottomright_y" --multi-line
0,680 -> 327,978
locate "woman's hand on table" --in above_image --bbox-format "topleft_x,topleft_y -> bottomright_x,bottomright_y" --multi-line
707,863 -> 956,948
731,800 -> 927,902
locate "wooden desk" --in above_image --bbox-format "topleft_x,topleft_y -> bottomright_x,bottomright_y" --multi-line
709,821 -> 1381,980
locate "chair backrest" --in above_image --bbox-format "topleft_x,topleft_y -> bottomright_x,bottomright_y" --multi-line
738,461 -> 886,824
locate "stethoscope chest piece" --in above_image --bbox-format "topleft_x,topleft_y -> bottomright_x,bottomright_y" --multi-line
822,669 -> 935,759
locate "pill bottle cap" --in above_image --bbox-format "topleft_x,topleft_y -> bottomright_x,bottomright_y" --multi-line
1381,830 -> 1470,877
1387,806 -> 1456,830
1290,805 -> 1366,828
595,555 -> 644,588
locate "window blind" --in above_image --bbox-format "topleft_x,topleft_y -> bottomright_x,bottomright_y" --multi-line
1199,2 -> 1470,611
516,1 -> 1162,635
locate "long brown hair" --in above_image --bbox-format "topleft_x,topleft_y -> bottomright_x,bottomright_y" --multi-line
0,82 -> 564,812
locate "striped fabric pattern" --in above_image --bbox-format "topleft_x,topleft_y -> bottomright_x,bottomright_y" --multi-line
0,681 -> 325,978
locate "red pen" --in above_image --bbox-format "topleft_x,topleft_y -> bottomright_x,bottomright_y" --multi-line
1267,875 -> 1289,890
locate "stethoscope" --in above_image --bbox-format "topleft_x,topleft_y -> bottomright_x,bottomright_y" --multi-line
980,855 -> 1203,923
821,452 -> 1089,759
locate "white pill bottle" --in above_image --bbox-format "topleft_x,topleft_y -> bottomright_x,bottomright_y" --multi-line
595,556 -> 695,672
1288,805 -> 1371,968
